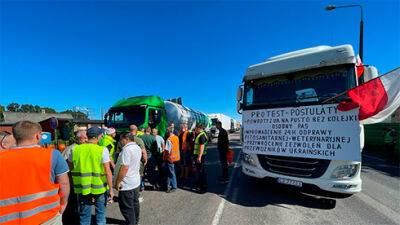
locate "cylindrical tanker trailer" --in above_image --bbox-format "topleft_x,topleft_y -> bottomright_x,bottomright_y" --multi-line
104,95 -> 211,137
164,101 -> 211,133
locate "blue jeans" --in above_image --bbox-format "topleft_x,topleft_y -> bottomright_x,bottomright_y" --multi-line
77,193 -> 107,225
165,162 -> 177,189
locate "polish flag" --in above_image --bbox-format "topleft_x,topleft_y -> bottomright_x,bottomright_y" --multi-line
337,67 -> 400,124
356,55 -> 364,78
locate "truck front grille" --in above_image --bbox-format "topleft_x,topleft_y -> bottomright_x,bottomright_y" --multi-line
257,155 -> 330,178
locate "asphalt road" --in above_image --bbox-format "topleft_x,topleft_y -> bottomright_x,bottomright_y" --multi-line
103,133 -> 400,225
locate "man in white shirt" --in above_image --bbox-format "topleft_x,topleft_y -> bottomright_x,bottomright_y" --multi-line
114,133 -> 142,225
151,128 -> 165,154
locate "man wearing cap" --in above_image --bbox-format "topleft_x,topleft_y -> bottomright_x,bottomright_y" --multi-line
99,127 -> 117,169
68,127 -> 114,225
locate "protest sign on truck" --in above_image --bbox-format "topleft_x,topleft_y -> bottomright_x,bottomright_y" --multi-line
236,45 -> 384,196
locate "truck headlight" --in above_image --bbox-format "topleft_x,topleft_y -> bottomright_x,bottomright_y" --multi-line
241,152 -> 256,166
331,164 -> 360,179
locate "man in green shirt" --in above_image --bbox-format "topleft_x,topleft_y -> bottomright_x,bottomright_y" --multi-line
129,125 -> 147,163
140,127 -> 159,189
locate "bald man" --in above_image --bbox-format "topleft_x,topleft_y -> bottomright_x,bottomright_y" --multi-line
62,130 -> 88,160
130,126 -> 147,166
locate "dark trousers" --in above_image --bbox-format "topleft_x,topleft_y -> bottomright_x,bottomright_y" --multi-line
118,187 -> 140,225
193,155 -> 207,190
218,148 -> 228,179
386,143 -> 399,164
62,173 -> 79,224
145,156 -> 159,186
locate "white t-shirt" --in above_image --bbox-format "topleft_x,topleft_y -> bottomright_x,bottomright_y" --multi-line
155,135 -> 165,153
113,142 -> 141,190
165,139 -> 172,153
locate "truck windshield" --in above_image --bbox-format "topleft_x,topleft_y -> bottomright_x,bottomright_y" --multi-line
244,66 -> 356,108
107,106 -> 146,128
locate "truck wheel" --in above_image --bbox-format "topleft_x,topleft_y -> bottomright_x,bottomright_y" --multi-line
320,198 -> 336,209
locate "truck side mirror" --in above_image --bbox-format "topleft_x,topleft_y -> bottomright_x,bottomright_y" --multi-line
104,113 -> 109,126
237,85 -> 243,114
236,86 -> 243,102
237,101 -> 242,114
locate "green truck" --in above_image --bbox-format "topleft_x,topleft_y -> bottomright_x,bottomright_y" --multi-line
104,95 -> 211,137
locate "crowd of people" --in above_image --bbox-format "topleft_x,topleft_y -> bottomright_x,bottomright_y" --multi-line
0,120 -> 230,225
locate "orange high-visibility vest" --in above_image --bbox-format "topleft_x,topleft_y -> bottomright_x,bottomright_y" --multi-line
163,135 -> 180,163
0,147 -> 61,224
181,131 -> 189,152
169,134 -> 180,162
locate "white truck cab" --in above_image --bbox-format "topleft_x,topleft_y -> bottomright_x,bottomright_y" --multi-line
237,45 -> 376,196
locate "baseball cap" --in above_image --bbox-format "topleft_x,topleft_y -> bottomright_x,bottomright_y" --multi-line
106,127 -> 116,135
87,127 -> 103,138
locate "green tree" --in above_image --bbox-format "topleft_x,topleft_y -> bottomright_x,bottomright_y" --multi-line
61,110 -> 88,120
6,103 -> 57,113
7,103 -> 20,112
41,107 -> 57,113
20,104 -> 35,113
33,105 -> 41,113
0,105 -> 4,122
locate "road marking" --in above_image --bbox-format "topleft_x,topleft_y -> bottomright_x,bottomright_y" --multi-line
211,196 -> 226,225
211,149 -> 242,225
357,191 -> 400,223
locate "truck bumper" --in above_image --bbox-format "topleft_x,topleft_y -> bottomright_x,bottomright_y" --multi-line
241,159 -> 362,195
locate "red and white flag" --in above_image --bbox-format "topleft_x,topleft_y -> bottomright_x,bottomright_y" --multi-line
337,67 -> 400,124
356,55 -> 364,78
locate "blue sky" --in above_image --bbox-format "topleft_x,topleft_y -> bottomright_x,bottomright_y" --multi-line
1,0 -> 399,120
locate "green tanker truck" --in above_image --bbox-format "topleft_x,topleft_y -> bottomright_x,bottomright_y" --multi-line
104,96 -> 211,137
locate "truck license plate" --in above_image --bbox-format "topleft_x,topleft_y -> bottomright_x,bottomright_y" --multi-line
277,177 -> 302,187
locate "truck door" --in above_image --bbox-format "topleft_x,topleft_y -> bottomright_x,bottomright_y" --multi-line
148,107 -> 167,136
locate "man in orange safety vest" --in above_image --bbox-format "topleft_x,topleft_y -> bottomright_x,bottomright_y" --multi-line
0,121 -> 70,225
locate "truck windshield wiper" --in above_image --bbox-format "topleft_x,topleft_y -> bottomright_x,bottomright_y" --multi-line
320,92 -> 349,104
247,93 -> 349,108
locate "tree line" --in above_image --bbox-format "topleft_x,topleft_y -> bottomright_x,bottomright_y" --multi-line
0,103 -> 88,120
